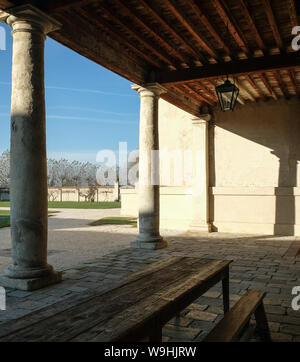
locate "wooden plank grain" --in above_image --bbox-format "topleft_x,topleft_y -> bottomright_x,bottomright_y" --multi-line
0,258 -> 199,341
0,257 -> 230,342
204,290 -> 266,342
0,257 -> 181,339
72,260 -> 232,342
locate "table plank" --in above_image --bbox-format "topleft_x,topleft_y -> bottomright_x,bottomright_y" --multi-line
78,260 -> 231,342
0,257 -> 232,342
0,256 -> 183,339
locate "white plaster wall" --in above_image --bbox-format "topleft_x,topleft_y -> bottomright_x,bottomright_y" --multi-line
211,98 -> 300,235
121,97 -> 300,235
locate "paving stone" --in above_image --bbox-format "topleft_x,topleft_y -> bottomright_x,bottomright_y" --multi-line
280,324 -> 300,336
185,310 -> 217,322
186,304 -> 208,313
202,290 -> 221,298
206,305 -> 224,315
66,286 -> 89,293
162,325 -> 201,340
7,290 -> 32,298
189,320 -> 215,332
168,316 -> 192,327
195,296 -> 223,306
268,314 -> 300,325
268,321 -> 280,332
265,305 -> 286,315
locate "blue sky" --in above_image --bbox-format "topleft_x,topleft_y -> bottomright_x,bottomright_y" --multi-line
0,23 -> 140,163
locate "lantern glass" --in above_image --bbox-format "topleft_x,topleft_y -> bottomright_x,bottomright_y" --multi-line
215,79 -> 239,111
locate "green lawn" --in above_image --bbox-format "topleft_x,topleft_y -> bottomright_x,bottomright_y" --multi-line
89,217 -> 137,227
0,216 -> 10,228
0,210 -> 59,228
0,210 -> 10,228
0,201 -> 121,209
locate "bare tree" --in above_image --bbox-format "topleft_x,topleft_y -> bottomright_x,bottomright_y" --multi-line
48,189 -> 59,201
0,150 -> 10,188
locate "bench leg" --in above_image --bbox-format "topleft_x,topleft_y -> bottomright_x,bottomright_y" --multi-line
222,269 -> 230,315
254,303 -> 271,342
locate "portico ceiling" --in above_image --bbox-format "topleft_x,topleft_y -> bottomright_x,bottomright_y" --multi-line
1,0 -> 300,115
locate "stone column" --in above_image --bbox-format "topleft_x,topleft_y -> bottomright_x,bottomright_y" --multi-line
131,83 -> 167,249
0,5 -> 62,290
189,114 -> 212,233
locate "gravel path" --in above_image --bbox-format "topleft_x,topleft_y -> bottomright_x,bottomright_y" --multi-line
0,208 -> 137,273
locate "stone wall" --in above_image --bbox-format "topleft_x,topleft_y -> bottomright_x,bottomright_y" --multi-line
48,183 -> 119,202
121,97 -> 300,235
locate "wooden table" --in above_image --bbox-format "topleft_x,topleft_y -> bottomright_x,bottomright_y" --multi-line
0,256 -> 232,342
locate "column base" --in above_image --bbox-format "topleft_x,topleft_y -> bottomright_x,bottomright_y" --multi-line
131,239 -> 168,250
0,271 -> 62,291
189,222 -> 212,233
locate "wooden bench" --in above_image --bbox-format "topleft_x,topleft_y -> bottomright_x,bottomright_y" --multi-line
0,257 -> 232,342
203,290 -> 271,342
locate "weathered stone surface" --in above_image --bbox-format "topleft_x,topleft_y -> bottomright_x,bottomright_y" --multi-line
131,84 -> 167,249
185,310 -> 217,322
0,272 -> 62,291
0,4 -> 61,290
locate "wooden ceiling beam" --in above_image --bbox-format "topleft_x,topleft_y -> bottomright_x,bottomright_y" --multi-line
288,69 -> 300,97
172,85 -> 203,106
97,3 -> 176,67
287,0 -> 298,28
182,84 -> 215,106
262,0 -> 283,50
162,0 -> 218,60
190,82 -> 218,102
211,0 -> 249,55
76,7 -> 160,68
257,73 -> 277,100
273,71 -> 289,98
50,11 -> 146,84
245,75 -> 266,100
235,79 -> 256,102
154,52 -> 300,85
41,0 -> 94,12
238,0 -> 265,51
116,0 -> 186,64
185,0 -> 231,56
138,0 -> 206,63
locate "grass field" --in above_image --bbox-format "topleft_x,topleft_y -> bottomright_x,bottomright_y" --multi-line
0,210 -> 59,228
0,210 -> 10,228
0,201 -> 121,209
89,217 -> 137,227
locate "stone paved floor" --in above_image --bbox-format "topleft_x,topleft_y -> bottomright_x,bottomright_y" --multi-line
0,231 -> 300,342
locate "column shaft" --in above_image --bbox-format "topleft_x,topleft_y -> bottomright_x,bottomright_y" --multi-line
190,115 -> 212,233
0,5 -> 61,290
131,83 -> 167,250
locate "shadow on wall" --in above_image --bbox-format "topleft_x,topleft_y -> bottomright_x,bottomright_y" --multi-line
209,97 -> 300,236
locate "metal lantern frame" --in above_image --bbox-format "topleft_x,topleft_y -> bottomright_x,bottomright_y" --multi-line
215,76 -> 239,112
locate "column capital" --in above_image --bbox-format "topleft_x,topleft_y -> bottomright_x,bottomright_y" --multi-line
0,4 -> 61,34
131,82 -> 167,97
192,114 -> 211,126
